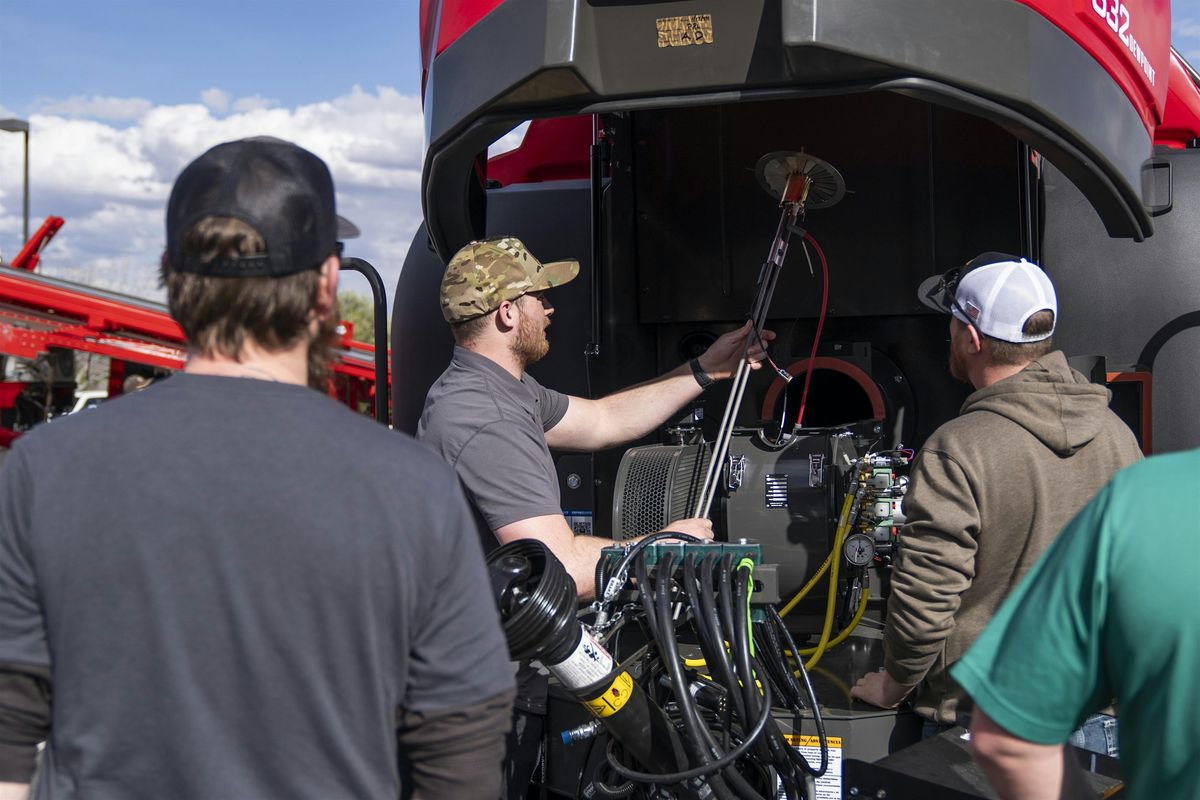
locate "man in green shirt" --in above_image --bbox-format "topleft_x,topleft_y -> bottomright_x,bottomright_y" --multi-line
951,451 -> 1200,800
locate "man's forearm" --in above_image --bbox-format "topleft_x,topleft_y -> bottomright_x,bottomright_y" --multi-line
586,363 -> 702,449
567,533 -> 621,601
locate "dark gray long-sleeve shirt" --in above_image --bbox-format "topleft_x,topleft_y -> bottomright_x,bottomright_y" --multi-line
0,373 -> 515,799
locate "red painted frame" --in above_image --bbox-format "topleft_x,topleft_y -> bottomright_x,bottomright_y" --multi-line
0,267 -> 380,444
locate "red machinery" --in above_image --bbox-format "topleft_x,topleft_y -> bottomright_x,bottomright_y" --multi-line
399,2 -> 1200,794
0,235 -> 380,447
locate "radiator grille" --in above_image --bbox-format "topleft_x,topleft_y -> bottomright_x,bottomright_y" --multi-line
613,444 -> 710,539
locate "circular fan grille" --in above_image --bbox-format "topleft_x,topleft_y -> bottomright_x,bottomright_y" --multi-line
755,151 -> 846,210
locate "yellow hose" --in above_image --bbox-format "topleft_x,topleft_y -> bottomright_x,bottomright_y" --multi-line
801,518 -> 848,671
798,580 -> 868,656
778,490 -> 856,617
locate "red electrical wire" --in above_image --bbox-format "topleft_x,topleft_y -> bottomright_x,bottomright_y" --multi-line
795,233 -> 830,428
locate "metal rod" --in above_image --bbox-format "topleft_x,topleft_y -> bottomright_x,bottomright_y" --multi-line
1018,142 -> 1034,261
22,130 -> 29,246
587,117 -> 606,359
340,256 -> 390,426
693,201 -> 801,518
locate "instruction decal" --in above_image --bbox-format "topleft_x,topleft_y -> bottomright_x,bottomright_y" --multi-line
777,735 -> 842,800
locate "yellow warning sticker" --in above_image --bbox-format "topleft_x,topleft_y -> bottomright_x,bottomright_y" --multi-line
583,671 -> 634,718
782,734 -> 842,748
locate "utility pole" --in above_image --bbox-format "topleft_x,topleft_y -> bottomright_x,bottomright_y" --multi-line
0,118 -> 31,245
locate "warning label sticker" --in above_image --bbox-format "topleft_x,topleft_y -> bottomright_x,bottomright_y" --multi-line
583,671 -> 634,718
776,735 -> 842,800
552,628 -> 614,690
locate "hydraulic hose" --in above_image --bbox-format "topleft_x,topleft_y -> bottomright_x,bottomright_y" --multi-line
604,682 -> 773,786
653,552 -> 738,800
779,489 -> 856,617
768,609 -> 828,778
796,578 -> 869,656
801,520 -> 847,671
680,556 -> 769,800
729,563 -> 776,771
697,555 -> 749,723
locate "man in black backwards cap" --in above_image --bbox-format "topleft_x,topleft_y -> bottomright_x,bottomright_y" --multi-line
0,138 -> 514,800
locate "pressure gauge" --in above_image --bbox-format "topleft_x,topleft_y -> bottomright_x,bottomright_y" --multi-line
843,533 -> 875,567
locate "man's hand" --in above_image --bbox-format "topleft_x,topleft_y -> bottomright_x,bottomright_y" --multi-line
697,321 -> 776,380
850,669 -> 916,709
659,517 -> 714,541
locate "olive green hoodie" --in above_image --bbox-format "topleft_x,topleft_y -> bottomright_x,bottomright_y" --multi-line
883,350 -> 1141,724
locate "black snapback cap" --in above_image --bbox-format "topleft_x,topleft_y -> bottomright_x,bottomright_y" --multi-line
166,137 -> 357,277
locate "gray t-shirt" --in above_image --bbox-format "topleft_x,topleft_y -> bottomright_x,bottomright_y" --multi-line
417,347 -> 569,536
417,348 -> 570,714
0,373 -> 514,800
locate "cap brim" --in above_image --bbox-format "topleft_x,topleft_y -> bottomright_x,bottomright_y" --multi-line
533,259 -> 580,291
336,215 -> 361,239
916,273 -> 953,314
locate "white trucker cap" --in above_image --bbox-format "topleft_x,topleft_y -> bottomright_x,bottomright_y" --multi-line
917,252 -> 1057,343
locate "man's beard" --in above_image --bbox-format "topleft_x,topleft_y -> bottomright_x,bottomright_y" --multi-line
511,313 -> 550,369
307,307 -> 340,391
948,342 -> 969,384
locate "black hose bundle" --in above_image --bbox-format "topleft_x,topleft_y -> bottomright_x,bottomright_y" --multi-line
601,548 -> 830,800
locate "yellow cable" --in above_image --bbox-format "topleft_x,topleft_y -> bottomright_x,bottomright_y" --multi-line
802,525 -> 846,671
802,483 -> 866,671
779,490 -> 856,617
797,580 -> 868,656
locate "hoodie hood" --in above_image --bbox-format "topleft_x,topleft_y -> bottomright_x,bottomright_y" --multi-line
960,351 -> 1111,456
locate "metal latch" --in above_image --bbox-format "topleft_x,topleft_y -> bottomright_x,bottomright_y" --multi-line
725,454 -> 746,492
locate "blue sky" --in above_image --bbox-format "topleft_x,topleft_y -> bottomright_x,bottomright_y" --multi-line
0,0 -> 428,302
2,0 -> 420,113
0,1 -> 1199,302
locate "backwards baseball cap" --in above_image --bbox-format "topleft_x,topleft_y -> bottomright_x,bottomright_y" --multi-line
166,137 -> 358,277
440,237 -> 579,322
917,252 -> 1057,343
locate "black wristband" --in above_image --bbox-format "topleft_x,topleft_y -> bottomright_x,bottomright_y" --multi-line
690,358 -> 715,389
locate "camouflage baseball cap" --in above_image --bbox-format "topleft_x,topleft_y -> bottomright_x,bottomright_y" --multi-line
440,236 -> 580,323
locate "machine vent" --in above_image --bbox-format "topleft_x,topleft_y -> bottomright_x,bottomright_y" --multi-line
613,444 -> 710,539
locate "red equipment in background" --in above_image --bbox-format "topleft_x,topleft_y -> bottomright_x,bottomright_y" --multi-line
7,216 -> 64,271
0,253 -> 380,447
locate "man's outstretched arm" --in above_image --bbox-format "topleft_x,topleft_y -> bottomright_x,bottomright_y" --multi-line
496,514 -> 713,600
546,321 -> 774,452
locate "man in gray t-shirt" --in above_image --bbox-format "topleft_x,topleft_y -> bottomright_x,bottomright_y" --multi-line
0,139 -> 515,800
418,236 -> 774,799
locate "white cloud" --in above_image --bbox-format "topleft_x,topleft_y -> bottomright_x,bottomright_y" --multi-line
489,121 -> 531,158
232,95 -> 279,113
0,87 -> 427,302
31,95 -> 153,121
200,88 -> 229,114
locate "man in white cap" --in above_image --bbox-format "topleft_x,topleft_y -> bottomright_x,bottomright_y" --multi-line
850,252 -> 1141,737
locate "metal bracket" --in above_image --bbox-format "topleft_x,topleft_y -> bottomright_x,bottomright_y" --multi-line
726,454 -> 746,492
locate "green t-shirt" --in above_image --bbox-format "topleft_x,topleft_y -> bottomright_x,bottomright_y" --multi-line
951,451 -> 1200,800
